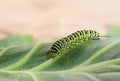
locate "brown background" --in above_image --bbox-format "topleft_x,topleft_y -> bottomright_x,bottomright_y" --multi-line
0,0 -> 120,40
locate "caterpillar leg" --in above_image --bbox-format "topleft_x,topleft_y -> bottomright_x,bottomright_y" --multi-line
79,40 -> 84,43
67,45 -> 73,49
50,53 -> 56,58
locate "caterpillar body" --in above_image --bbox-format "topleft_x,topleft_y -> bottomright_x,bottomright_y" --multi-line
49,30 -> 100,58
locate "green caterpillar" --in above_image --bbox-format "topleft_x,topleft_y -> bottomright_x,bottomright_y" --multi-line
49,30 -> 100,58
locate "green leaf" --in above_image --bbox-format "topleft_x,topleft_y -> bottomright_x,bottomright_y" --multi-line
0,35 -> 35,48
0,37 -> 120,81
106,25 -> 120,37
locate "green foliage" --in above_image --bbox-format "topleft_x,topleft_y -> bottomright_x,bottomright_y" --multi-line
0,30 -> 120,81
106,25 -> 120,37
0,35 -> 35,48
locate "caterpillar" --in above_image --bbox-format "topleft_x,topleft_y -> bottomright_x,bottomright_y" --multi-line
49,30 -> 100,58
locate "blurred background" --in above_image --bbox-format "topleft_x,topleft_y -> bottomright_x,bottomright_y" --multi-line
0,0 -> 120,40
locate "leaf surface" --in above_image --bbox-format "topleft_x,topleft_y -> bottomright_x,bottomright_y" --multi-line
0,35 -> 35,48
106,26 -> 120,37
0,37 -> 120,81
